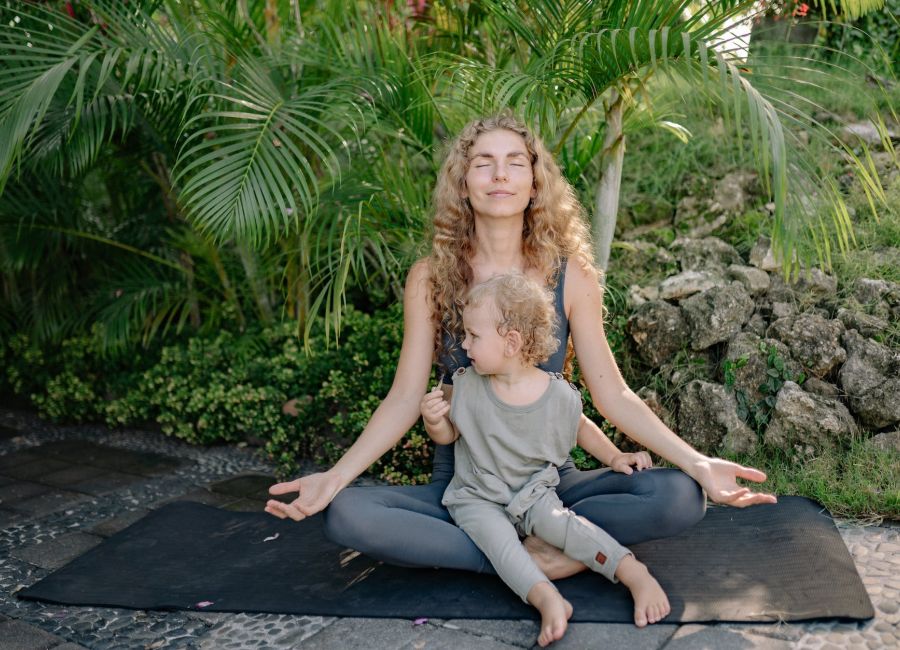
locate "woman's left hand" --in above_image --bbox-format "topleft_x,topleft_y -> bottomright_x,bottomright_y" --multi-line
690,456 -> 777,507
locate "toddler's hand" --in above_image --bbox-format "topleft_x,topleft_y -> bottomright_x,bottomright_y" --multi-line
609,451 -> 652,475
420,386 -> 450,427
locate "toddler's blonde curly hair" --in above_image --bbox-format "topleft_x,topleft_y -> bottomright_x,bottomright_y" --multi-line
465,273 -> 559,367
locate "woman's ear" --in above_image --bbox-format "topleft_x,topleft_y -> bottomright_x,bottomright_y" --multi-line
504,330 -> 523,357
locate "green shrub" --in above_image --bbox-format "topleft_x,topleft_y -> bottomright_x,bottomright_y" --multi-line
1,327 -> 150,423
266,303 -> 433,485
2,305 -> 434,485
108,329 -> 291,443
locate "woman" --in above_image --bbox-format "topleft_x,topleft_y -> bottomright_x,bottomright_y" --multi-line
265,114 -> 776,580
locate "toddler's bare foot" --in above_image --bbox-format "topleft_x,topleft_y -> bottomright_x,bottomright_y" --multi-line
524,536 -> 587,580
527,582 -> 573,647
614,555 -> 670,627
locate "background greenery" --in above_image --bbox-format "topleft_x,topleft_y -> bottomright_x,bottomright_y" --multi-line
1,1 -> 897,518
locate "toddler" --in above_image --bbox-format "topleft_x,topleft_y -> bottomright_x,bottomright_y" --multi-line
420,273 -> 669,647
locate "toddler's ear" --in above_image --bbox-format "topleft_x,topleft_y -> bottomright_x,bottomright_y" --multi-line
504,330 -> 523,357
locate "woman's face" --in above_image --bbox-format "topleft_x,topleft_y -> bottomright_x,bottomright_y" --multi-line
462,129 -> 536,221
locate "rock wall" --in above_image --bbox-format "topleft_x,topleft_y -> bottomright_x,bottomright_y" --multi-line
622,234 -> 899,455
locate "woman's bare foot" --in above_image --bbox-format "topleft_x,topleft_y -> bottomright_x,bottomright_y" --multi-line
527,581 -> 573,647
524,536 -> 587,580
614,555 -> 670,627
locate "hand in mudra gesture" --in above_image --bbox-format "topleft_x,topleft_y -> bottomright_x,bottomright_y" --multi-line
692,456 -> 777,507
265,471 -> 344,521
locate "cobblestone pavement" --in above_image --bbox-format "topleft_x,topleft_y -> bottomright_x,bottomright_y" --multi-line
0,408 -> 897,649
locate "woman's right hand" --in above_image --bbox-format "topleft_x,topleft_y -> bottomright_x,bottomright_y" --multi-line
265,470 -> 344,521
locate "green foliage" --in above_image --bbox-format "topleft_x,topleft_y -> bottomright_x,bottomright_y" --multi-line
107,329 -> 293,444
816,0 -> 900,70
568,445 -> 601,471
273,303 -> 433,485
724,343 -> 806,435
1,305 -> 433,485
1,327 -> 151,423
725,439 -> 900,520
2,0 -> 895,358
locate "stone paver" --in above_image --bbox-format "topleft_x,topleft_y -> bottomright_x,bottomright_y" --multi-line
88,508 -> 151,538
663,624 -> 793,649
299,618 -> 522,649
551,622 -> 677,648
0,618 -> 66,649
0,407 -> 897,650
197,613 -> 336,649
442,618 -> 541,647
12,532 -> 104,571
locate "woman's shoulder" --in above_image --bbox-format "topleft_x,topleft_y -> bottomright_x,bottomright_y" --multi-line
404,257 -> 432,303
563,253 -> 600,285
408,257 -> 431,282
562,254 -> 603,309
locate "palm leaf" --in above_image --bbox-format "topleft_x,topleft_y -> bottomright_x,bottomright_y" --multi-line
172,56 -> 371,246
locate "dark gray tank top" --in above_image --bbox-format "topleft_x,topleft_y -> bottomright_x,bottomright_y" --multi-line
437,258 -> 569,385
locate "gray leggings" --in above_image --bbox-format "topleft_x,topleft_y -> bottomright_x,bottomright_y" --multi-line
323,444 -> 706,574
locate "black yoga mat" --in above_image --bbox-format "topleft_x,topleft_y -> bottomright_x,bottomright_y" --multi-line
19,496 -> 873,623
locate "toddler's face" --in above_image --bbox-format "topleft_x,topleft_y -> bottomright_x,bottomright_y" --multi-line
461,300 -> 508,375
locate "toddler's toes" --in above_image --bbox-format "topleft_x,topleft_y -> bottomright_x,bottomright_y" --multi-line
634,606 -> 648,628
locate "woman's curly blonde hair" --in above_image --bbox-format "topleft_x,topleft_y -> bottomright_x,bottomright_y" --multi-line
427,113 -> 598,371
465,273 -> 559,367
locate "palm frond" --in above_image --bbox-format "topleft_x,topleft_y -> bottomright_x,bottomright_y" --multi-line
0,2 -> 197,191
173,56 -> 371,246
91,257 -> 195,350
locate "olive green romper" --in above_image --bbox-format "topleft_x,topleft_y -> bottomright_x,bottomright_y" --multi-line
442,367 -> 631,602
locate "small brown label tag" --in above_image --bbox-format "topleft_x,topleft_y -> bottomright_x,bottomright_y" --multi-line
595,551 -> 607,565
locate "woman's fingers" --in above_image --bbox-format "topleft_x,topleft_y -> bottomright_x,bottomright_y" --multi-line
265,499 -> 307,522
734,491 -> 778,506
719,486 -> 776,507
722,486 -> 750,501
735,465 -> 768,483
268,479 -> 301,496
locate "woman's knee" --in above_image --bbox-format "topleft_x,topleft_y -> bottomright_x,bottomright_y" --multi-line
322,487 -> 371,548
647,469 -> 706,533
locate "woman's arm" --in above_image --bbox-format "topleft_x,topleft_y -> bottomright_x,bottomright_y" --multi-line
565,257 -> 776,507
266,260 -> 438,521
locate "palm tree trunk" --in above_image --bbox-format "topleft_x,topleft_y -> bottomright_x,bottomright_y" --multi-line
594,89 -> 625,272
145,153 -> 202,329
179,251 -> 202,329
207,244 -> 246,331
0,238 -> 21,309
236,244 -> 274,324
